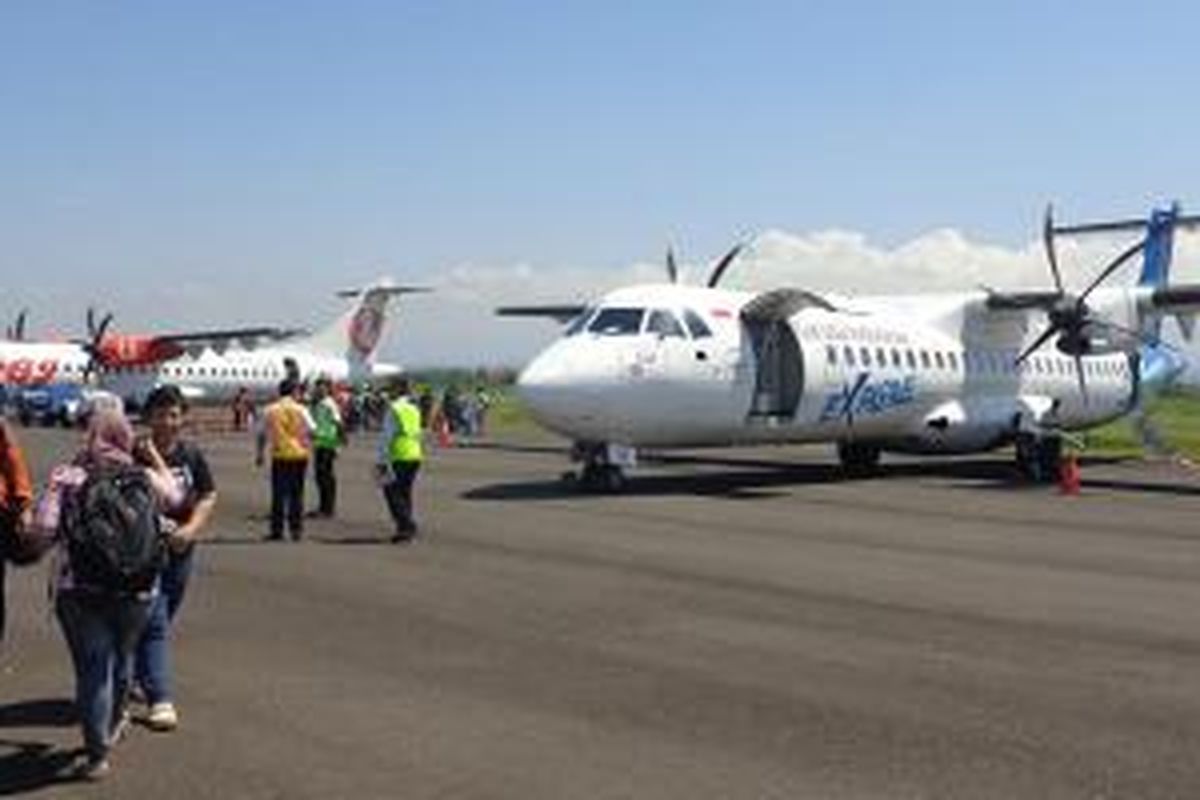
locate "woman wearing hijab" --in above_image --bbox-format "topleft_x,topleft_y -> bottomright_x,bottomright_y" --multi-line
49,408 -> 181,780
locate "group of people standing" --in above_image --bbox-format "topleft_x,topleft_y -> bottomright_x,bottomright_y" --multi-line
256,374 -> 425,543
0,385 -> 216,780
0,373 -> 431,781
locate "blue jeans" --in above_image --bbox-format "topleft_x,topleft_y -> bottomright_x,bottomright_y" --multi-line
56,591 -> 151,760
135,547 -> 195,704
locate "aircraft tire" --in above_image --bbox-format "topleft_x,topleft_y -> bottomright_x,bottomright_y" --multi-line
837,441 -> 881,477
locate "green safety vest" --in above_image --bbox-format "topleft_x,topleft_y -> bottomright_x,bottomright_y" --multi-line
313,398 -> 341,449
389,398 -> 424,463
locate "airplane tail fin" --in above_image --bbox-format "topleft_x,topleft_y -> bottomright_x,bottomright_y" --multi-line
300,279 -> 430,365
1135,205 -> 1194,390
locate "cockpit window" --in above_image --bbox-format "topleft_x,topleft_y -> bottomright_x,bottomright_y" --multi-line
563,307 -> 595,337
682,309 -> 712,339
645,309 -> 686,338
587,307 -> 645,336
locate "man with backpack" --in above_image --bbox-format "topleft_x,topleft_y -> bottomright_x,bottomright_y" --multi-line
49,408 -> 182,780
133,385 -> 217,732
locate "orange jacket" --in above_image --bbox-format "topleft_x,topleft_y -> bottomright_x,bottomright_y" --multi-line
0,432 -> 34,511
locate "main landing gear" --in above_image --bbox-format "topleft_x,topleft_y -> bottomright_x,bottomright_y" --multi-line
837,441 -> 881,477
563,442 -> 634,493
1014,433 -> 1063,484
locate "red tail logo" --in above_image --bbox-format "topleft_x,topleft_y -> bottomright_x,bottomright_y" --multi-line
348,306 -> 383,357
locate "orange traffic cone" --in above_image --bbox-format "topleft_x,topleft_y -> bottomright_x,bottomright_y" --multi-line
436,415 -> 454,448
1058,452 -> 1081,496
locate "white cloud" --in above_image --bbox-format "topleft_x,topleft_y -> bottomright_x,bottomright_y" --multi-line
387,226 -> 1200,368
8,226 -> 1200,371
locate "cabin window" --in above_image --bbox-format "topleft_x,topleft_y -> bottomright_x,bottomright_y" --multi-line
890,348 -> 901,368
843,346 -> 856,367
826,345 -> 837,365
645,309 -> 686,338
563,307 -> 595,337
947,352 -> 958,371
920,350 -> 931,369
860,347 -> 871,366
934,352 -> 945,370
905,349 -> 916,369
588,308 -> 645,336
875,348 -> 886,366
682,309 -> 713,339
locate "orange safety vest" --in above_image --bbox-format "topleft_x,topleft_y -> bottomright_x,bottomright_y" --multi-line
264,397 -> 311,461
0,435 -> 33,510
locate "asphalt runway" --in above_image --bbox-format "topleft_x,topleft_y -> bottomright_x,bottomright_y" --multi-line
3,425 -> 1200,798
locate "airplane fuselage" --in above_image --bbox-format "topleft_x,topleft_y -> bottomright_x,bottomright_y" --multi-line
516,284 -> 1141,455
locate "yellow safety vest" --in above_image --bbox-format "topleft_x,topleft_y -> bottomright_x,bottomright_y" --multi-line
266,398 -> 311,461
389,398 -> 424,463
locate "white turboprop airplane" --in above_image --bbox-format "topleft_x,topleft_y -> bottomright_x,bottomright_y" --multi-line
0,280 -> 423,408
501,206 -> 1200,490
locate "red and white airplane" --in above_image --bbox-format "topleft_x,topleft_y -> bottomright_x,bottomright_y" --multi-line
0,280 -> 423,407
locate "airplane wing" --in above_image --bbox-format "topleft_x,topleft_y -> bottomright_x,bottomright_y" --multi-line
1148,283 -> 1200,314
496,305 -> 589,323
150,326 -> 309,348
981,290 -> 1064,311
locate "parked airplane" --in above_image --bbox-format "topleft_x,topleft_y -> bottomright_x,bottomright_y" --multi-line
0,280 -> 423,409
501,205 -> 1199,489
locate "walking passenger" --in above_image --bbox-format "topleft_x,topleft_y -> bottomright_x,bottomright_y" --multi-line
133,385 -> 217,732
309,376 -> 344,517
256,378 -> 314,541
376,377 -> 424,543
47,408 -> 181,780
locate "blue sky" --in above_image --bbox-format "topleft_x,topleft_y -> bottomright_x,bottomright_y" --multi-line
2,1 -> 1199,364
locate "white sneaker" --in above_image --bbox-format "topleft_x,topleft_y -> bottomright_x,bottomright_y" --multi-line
146,702 -> 179,732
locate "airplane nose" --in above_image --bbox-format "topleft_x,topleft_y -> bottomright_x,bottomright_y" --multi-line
516,343 -> 591,432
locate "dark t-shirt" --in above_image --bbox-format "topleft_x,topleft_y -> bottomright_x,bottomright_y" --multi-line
163,440 -> 215,525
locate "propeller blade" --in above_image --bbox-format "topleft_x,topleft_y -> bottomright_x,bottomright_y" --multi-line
1083,318 -> 1170,351
94,312 -> 114,343
706,243 -> 744,288
1043,204 -> 1065,295
1074,354 -> 1088,405
666,247 -> 679,284
1015,324 -> 1061,365
1076,237 -> 1147,306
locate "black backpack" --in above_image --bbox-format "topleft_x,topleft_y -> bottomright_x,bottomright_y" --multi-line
61,466 -> 166,595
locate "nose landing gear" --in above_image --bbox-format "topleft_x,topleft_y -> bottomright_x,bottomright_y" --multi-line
564,441 -> 635,493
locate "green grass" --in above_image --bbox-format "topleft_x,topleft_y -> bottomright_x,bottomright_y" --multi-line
484,387 -> 544,436
1085,390 -> 1200,460
465,379 -> 1200,462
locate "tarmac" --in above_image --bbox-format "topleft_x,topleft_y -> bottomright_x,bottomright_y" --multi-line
3,425 -> 1200,798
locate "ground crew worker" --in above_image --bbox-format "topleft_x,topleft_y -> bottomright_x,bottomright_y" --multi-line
376,376 -> 424,543
256,378 -> 315,541
310,376 -> 344,518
